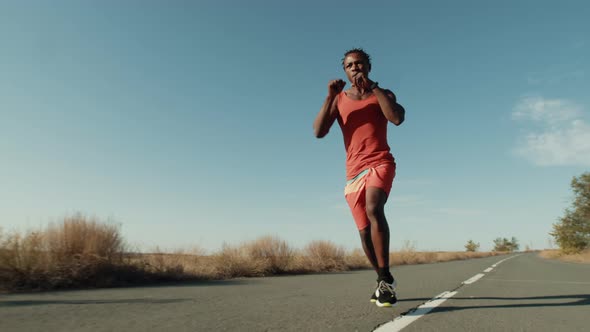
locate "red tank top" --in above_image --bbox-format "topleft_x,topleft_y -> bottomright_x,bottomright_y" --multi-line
336,91 -> 395,179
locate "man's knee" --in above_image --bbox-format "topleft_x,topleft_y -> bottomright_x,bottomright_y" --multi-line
365,201 -> 384,220
365,202 -> 389,233
365,187 -> 387,219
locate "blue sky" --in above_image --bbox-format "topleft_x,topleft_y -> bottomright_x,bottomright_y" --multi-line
1,1 -> 588,252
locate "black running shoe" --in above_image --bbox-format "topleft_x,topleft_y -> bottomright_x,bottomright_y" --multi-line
370,282 -> 378,303
375,280 -> 397,307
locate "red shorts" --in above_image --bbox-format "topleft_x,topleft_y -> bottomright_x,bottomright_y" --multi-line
344,163 -> 396,230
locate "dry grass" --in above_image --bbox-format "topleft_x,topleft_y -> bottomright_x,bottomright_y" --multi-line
389,240 -> 503,265
244,235 -> 294,274
212,243 -> 268,278
539,249 -> 590,263
538,249 -> 561,259
392,251 -> 501,265
137,246 -> 216,280
298,240 -> 347,272
1,216 -> 504,292
345,248 -> 372,270
0,214 -> 146,290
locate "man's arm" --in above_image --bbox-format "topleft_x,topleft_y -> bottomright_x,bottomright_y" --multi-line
373,88 -> 405,126
313,95 -> 339,138
353,74 -> 405,126
313,79 -> 345,138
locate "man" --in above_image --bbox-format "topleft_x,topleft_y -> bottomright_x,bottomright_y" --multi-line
313,48 -> 405,307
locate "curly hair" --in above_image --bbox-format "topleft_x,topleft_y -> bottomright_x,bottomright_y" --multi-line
341,48 -> 372,69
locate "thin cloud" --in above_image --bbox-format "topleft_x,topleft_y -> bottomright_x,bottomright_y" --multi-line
512,96 -> 581,123
512,96 -> 590,166
527,70 -> 585,86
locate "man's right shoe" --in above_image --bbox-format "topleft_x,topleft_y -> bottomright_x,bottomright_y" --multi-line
374,279 -> 397,307
370,281 -> 378,303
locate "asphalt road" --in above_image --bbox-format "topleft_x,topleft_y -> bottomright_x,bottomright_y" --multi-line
1,253 -> 588,332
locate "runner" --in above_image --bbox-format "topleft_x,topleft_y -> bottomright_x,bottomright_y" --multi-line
313,48 -> 406,307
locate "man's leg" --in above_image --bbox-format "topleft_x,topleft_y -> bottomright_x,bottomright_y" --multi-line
345,178 -> 379,272
365,186 -> 397,307
365,186 -> 391,277
358,227 -> 378,272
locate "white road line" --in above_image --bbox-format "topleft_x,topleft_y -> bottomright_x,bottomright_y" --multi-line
494,254 -> 520,266
465,254 -> 521,284
462,273 -> 485,285
374,291 -> 458,332
484,254 -> 520,273
373,255 -> 522,331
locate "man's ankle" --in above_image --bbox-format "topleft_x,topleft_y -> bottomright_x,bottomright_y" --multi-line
377,267 -> 394,284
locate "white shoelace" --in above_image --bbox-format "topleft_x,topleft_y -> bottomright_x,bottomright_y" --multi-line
378,280 -> 396,294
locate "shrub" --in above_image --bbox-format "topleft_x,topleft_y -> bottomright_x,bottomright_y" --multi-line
212,243 -> 266,278
0,214 -> 131,290
245,235 -> 294,274
493,237 -> 519,252
302,240 -> 346,271
465,240 -> 480,252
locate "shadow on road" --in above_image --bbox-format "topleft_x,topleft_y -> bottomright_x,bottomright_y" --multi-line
0,278 -> 257,296
431,294 -> 590,312
400,294 -> 590,302
453,295 -> 590,301
137,279 -> 258,288
0,298 -> 191,307
0,279 -> 257,305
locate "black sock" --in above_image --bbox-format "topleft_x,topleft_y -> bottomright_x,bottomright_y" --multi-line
377,267 -> 394,283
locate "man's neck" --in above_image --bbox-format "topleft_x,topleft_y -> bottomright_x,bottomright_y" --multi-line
351,85 -> 369,95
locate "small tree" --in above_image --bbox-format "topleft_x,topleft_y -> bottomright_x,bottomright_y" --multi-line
493,237 -> 519,252
510,237 -> 520,251
551,172 -> 590,253
493,238 -> 508,252
464,240 -> 480,252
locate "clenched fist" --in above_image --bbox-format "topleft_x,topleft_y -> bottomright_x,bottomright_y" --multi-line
328,79 -> 346,97
352,72 -> 374,92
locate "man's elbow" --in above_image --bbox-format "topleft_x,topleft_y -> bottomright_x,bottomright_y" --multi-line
393,107 -> 405,126
313,126 -> 328,138
315,130 -> 328,138
387,113 -> 404,126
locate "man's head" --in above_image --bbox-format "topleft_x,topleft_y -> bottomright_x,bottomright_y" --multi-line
342,48 -> 372,84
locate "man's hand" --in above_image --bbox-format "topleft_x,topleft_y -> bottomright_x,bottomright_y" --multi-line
328,79 -> 346,97
353,72 -> 374,92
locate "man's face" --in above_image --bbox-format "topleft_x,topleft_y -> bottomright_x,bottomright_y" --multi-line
343,52 -> 370,84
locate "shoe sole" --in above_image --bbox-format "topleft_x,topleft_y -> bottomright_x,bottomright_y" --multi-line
376,300 -> 398,307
